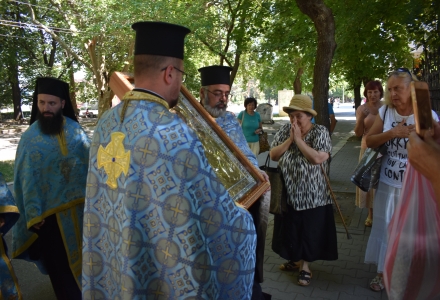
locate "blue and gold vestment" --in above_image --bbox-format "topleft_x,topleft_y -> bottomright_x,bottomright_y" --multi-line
0,172 -> 21,300
82,91 -> 256,299
12,117 -> 90,287
214,111 -> 269,285
215,112 -> 259,168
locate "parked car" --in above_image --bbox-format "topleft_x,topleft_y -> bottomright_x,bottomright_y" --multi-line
79,103 -> 98,118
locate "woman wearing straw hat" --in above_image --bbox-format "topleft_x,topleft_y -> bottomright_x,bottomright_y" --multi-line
270,94 -> 338,286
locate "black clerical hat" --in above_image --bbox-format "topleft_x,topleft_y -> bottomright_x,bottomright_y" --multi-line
198,65 -> 232,86
132,21 -> 190,59
30,77 -> 78,125
36,77 -> 69,98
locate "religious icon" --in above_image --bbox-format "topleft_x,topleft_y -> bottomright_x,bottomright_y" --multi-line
109,72 -> 269,209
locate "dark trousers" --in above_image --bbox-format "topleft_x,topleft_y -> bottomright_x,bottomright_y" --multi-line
251,280 -> 272,300
248,197 -> 271,299
29,214 -> 81,300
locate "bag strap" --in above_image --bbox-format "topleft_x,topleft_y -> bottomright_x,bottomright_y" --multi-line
377,105 -> 389,152
240,111 -> 245,127
382,105 -> 389,126
265,153 -> 270,168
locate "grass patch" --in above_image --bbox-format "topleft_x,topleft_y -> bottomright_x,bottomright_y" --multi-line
0,161 -> 15,182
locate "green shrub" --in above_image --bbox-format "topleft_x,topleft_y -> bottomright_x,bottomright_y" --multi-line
0,161 -> 15,182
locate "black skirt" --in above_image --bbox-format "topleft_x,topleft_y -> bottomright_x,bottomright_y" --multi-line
272,203 -> 338,262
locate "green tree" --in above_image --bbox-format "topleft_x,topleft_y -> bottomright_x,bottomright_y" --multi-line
22,0 -> 135,115
255,1 -> 316,94
0,1 -> 42,118
405,0 -> 439,50
329,0 -> 415,109
2,0 -> 437,120
1,0 -> 86,117
175,0 -> 270,90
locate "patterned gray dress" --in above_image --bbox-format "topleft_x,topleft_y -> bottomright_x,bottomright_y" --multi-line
271,123 -> 338,262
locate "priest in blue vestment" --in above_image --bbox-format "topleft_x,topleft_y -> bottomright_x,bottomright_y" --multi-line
0,172 -> 21,299
82,21 -> 257,300
199,65 -> 271,300
13,77 -> 90,300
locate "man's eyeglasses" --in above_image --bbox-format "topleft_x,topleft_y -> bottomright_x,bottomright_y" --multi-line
205,89 -> 233,100
161,66 -> 187,83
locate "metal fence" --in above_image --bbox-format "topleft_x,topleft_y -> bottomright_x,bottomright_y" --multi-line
423,47 -> 440,113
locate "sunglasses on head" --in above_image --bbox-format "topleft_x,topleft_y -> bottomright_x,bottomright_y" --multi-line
396,67 -> 412,77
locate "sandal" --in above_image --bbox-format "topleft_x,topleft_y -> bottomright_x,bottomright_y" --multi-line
298,270 -> 312,286
369,275 -> 384,291
279,260 -> 299,271
365,218 -> 373,227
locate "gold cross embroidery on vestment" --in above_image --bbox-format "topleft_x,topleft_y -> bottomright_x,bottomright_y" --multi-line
97,132 -> 131,189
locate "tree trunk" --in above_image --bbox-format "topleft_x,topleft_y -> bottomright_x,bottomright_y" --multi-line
107,90 -> 115,109
9,60 -> 22,121
295,0 -> 336,130
354,81 -> 362,110
293,67 -> 304,94
362,78 -> 372,87
68,67 -> 78,115
230,52 -> 241,86
99,90 -> 113,118
87,37 -> 111,117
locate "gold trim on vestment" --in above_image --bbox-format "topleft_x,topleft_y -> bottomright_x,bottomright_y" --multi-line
120,90 -> 169,123
13,198 -> 84,258
71,207 -> 81,257
0,206 -> 19,214
56,118 -> 68,156
56,210 -> 82,289
0,239 -> 23,299
11,233 -> 38,259
122,90 -> 169,108
25,198 -> 84,230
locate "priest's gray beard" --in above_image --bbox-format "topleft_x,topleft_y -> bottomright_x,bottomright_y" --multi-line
204,93 -> 227,118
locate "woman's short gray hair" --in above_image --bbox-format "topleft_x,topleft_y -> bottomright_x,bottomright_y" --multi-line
383,70 -> 418,108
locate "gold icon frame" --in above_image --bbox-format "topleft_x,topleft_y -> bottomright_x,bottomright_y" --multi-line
109,72 -> 269,209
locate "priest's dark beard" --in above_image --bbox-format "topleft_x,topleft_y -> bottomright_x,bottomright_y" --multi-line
37,109 -> 64,135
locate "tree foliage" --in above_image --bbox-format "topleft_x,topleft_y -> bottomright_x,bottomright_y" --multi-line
0,0 -> 437,120
255,0 -> 316,93
405,0 -> 439,50
329,0 -> 413,108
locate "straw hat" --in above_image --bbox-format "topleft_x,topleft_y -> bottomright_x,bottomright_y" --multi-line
282,94 -> 317,116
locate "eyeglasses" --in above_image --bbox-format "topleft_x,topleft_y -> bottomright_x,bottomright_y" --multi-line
205,89 -> 233,100
161,66 -> 187,83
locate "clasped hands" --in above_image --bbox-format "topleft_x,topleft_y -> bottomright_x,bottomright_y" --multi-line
392,119 -> 415,138
289,121 -> 303,143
